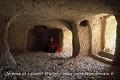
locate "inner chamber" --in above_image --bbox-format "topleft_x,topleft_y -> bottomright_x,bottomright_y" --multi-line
26,25 -> 63,52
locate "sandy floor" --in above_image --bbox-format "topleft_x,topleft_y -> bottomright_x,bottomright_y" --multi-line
1,51 -> 120,80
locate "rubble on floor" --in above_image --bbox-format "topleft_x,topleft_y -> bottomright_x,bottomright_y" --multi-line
1,51 -> 120,80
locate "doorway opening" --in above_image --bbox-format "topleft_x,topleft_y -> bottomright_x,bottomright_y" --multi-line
100,15 -> 117,60
90,13 -> 117,61
103,15 -> 117,55
26,25 -> 63,53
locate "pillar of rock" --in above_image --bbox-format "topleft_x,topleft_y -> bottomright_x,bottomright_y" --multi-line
0,17 -> 16,68
113,15 -> 120,65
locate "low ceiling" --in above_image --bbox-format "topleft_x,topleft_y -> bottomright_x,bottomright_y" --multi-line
0,0 -> 120,21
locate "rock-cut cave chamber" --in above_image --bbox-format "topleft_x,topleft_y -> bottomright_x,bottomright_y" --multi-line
7,13 -> 117,61
7,15 -> 73,58
1,0 -> 120,79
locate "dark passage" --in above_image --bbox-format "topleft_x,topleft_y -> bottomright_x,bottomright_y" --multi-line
26,25 -> 63,52
26,25 -> 48,51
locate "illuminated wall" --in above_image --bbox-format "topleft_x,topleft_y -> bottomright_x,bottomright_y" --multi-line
89,13 -> 117,58
103,16 -> 117,54
7,15 -> 73,58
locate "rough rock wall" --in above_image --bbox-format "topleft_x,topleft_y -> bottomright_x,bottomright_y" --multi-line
1,0 -> 120,67
71,22 -> 80,57
8,23 -> 28,51
90,16 -> 102,56
114,15 -> 120,65
0,0 -> 112,20
77,20 -> 91,55
7,16 -> 73,57
0,16 -> 16,68
61,30 -> 73,57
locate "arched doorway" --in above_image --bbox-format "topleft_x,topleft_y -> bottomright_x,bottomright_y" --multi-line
26,25 -> 63,53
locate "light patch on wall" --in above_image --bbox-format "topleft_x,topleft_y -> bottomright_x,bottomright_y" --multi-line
103,15 -> 117,55
52,29 -> 73,58
89,13 -> 117,61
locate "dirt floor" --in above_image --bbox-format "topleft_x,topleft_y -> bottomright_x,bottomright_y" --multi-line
1,51 -> 120,80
